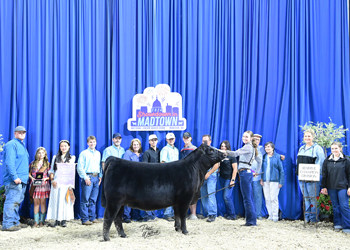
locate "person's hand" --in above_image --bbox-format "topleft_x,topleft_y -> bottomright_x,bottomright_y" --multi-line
278,184 -> 282,188
98,177 -> 102,186
280,155 -> 285,161
30,176 -> 35,181
260,179 -> 264,186
253,172 -> 258,177
205,172 -> 210,180
52,181 -> 57,189
347,188 -> 350,196
230,180 -> 235,187
85,178 -> 91,186
14,178 -> 21,184
321,188 -> 328,195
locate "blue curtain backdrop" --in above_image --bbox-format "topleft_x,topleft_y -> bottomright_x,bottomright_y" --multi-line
0,0 -> 349,221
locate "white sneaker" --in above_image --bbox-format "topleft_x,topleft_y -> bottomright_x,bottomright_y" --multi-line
188,214 -> 198,220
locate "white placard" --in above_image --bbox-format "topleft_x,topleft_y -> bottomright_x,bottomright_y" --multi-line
298,164 -> 320,181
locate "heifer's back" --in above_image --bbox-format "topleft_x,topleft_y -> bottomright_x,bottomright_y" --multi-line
104,157 -> 200,210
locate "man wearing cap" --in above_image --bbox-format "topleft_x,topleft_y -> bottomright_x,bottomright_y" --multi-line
180,132 -> 199,220
160,132 -> 179,221
2,126 -> 29,231
101,133 -> 125,170
141,134 -> 161,221
251,134 -> 264,219
200,134 -> 219,222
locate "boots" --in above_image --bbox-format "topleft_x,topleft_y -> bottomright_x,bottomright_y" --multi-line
39,212 -> 46,227
61,220 -> 67,227
33,213 -> 40,228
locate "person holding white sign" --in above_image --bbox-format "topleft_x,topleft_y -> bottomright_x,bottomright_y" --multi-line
260,142 -> 285,222
296,129 -> 325,223
47,140 -> 76,227
321,142 -> 350,235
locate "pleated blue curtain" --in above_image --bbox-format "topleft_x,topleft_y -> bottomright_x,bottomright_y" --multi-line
0,0 -> 349,220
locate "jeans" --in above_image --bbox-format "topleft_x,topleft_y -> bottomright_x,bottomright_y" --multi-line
80,176 -> 100,223
164,206 -> 174,218
140,210 -> 156,219
200,173 -> 218,217
219,177 -> 236,218
328,189 -> 350,233
262,182 -> 280,220
2,182 -> 27,230
252,180 -> 263,218
298,180 -> 320,222
123,205 -> 132,220
239,170 -> 256,225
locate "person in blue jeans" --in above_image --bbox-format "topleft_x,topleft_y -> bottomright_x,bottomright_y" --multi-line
2,126 -> 30,231
77,135 -> 103,225
123,138 -> 144,222
251,134 -> 264,220
218,140 -> 238,220
296,129 -> 325,223
200,134 -> 219,222
226,130 -> 262,226
321,142 -> 350,235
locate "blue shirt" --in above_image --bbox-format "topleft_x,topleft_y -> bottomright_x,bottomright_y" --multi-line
160,144 -> 179,163
123,150 -> 143,162
102,145 -> 125,161
266,156 -> 271,181
180,143 -> 197,159
77,148 -> 102,180
3,138 -> 30,185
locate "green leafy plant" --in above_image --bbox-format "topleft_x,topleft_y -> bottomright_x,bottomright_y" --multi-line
317,192 -> 333,215
299,118 -> 348,157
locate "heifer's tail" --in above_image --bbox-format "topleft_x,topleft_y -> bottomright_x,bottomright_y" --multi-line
101,156 -> 115,208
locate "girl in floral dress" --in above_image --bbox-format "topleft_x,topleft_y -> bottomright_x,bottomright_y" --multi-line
29,147 -> 51,227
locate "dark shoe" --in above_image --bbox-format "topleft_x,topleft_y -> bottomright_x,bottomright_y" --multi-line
164,217 -> 174,222
2,226 -> 21,231
206,215 -> 215,222
226,216 -> 237,220
18,223 -> 28,228
334,228 -> 342,232
61,220 -> 67,227
82,221 -> 92,225
123,219 -> 131,223
241,223 -> 255,226
50,220 -> 60,227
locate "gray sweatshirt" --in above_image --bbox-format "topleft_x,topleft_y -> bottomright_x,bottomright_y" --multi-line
226,143 -> 262,172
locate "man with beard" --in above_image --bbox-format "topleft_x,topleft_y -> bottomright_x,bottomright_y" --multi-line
102,133 -> 125,170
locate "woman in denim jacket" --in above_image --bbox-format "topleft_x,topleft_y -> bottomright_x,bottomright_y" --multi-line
260,142 -> 285,222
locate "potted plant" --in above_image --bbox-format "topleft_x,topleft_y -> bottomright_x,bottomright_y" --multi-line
317,191 -> 333,222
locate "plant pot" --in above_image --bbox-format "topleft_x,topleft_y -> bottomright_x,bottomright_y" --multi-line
320,213 -> 333,222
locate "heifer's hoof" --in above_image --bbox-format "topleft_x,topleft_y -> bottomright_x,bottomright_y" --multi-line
175,227 -> 181,232
120,233 -> 128,238
182,230 -> 188,235
103,235 -> 110,241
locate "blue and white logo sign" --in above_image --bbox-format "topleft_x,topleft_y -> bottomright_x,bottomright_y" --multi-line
127,84 -> 187,131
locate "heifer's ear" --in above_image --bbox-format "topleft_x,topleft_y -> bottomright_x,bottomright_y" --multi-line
198,145 -> 205,155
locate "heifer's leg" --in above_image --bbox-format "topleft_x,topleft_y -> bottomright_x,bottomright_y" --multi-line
114,205 -> 127,238
178,203 -> 191,235
103,203 -> 121,241
173,205 -> 181,232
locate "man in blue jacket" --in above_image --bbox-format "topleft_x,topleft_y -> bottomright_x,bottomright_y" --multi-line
2,126 -> 30,231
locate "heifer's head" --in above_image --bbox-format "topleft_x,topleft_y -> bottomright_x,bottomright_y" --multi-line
198,143 -> 227,166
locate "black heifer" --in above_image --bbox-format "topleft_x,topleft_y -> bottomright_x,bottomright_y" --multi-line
102,143 -> 226,241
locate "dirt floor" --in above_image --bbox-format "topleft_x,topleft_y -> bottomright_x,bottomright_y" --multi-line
0,217 -> 349,250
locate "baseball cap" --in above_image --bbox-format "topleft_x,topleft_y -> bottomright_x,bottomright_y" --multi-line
253,134 -> 262,138
113,133 -> 122,138
183,132 -> 192,138
149,134 -> 158,140
166,133 -> 175,140
15,126 -> 26,132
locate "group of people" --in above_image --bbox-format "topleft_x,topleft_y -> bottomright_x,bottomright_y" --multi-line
1,126 -> 350,236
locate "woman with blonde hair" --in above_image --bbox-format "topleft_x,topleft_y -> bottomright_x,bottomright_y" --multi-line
225,130 -> 261,226
28,147 -> 51,227
296,129 -> 325,223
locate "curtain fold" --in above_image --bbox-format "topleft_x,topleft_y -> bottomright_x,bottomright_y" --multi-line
0,0 -> 349,220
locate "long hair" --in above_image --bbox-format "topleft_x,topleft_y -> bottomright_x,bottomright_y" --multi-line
220,140 -> 231,151
129,138 -> 143,153
245,130 -> 259,157
31,147 -> 50,170
54,140 -> 72,171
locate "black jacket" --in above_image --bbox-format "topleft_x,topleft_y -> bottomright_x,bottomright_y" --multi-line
321,154 -> 350,190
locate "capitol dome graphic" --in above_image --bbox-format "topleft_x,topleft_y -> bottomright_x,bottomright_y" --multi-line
151,96 -> 163,113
